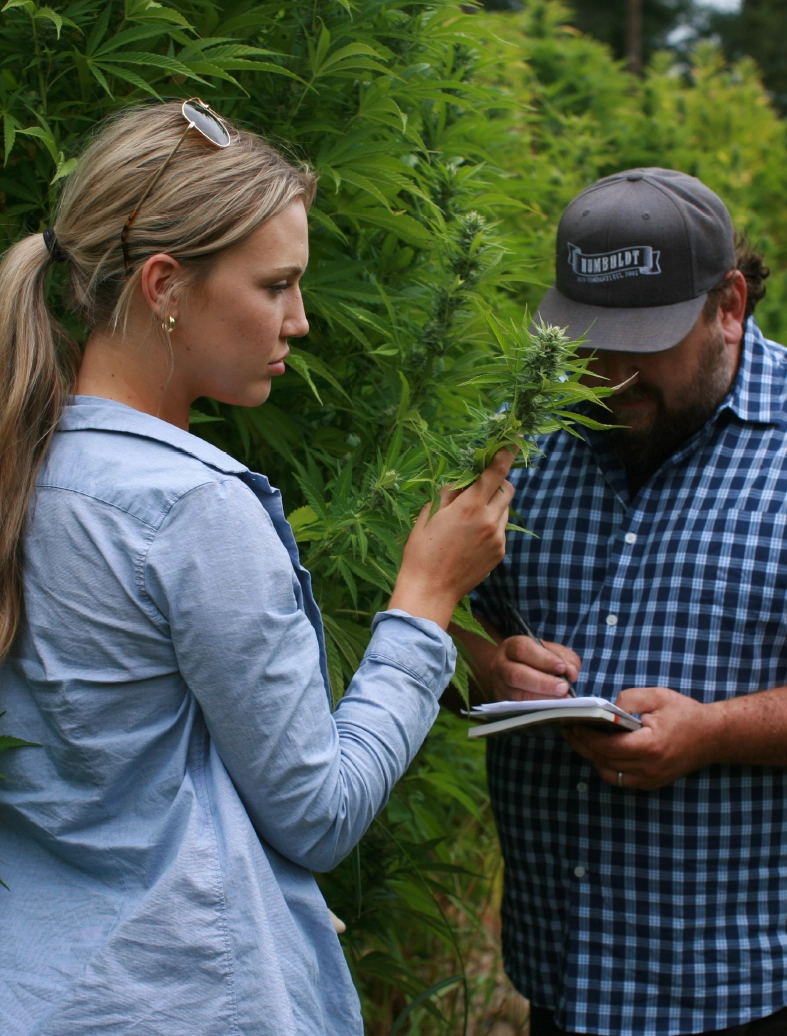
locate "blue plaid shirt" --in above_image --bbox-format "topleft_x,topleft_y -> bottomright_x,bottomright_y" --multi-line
472,320 -> 787,1035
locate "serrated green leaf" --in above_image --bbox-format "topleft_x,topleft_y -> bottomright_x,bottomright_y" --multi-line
94,62 -> 161,98
51,153 -> 76,183
18,125 -> 57,162
0,734 -> 39,750
93,24 -> 173,55
2,0 -> 34,12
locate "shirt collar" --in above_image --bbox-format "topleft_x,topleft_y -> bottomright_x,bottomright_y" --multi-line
59,396 -> 248,476
721,317 -> 787,426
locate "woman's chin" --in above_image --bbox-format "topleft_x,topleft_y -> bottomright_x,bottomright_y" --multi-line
215,382 -> 273,408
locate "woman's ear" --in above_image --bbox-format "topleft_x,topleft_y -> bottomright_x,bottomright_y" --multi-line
140,253 -> 183,321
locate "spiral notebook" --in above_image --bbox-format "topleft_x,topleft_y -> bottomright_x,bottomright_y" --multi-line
466,696 -> 642,739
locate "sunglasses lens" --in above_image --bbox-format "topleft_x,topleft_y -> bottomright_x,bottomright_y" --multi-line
182,100 -> 230,147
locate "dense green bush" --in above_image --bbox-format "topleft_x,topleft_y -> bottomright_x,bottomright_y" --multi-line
1,1 -> 786,1032
481,2 -> 787,341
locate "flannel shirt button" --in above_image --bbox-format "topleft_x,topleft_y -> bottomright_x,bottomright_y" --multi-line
576,782 -> 589,793
606,613 -> 618,626
624,532 -> 637,544
573,866 -> 587,878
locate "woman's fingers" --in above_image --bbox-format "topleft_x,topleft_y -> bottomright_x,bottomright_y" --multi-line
438,484 -> 462,507
388,447 -> 518,628
476,447 -> 517,505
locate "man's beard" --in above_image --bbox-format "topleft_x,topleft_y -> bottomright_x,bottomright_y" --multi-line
607,326 -> 731,486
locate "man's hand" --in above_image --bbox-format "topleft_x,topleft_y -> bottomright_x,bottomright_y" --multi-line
489,635 -> 581,701
563,686 -> 721,790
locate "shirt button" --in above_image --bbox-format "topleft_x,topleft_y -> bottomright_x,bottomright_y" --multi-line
624,532 -> 637,544
574,866 -> 587,878
576,782 -> 588,793
606,613 -> 618,626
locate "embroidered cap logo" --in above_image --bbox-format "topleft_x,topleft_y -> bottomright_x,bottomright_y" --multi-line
566,242 -> 662,284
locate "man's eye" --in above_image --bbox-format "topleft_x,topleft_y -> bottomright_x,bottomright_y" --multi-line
269,282 -> 289,293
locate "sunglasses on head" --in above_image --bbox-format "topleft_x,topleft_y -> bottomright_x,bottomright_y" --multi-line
121,98 -> 231,277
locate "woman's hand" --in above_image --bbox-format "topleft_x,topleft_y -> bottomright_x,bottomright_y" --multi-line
388,448 -> 516,629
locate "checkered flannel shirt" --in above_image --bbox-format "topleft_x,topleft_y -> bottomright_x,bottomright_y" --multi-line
471,320 -> 787,1035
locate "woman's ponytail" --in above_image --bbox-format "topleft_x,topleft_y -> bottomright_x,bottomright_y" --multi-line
0,233 -> 78,658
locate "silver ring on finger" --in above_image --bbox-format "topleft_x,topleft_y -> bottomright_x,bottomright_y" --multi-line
617,771 -> 624,788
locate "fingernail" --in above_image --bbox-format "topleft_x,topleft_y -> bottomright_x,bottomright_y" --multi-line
554,662 -> 566,674
554,681 -> 569,695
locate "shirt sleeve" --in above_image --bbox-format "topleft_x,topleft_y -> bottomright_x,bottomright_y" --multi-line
143,477 -> 456,873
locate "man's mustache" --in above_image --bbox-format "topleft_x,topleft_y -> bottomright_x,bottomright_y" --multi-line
611,382 -> 664,407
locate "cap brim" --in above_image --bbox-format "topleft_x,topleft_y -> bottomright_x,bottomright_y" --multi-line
534,287 -> 707,353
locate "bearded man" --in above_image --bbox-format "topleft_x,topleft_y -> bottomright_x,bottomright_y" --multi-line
460,169 -> 787,1036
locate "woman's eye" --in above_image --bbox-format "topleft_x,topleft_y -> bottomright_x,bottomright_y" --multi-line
268,282 -> 290,294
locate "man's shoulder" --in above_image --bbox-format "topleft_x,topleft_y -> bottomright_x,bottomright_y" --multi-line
744,319 -> 787,390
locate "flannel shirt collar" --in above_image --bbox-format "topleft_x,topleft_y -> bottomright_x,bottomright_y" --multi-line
579,318 -> 785,506
721,317 -> 786,427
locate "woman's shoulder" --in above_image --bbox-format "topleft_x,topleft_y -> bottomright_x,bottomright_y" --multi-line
40,396 -> 249,532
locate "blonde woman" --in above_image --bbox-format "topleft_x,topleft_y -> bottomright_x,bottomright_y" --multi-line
0,101 -> 514,1035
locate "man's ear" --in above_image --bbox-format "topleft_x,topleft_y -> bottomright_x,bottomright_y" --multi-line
717,269 -> 747,347
140,253 -> 183,321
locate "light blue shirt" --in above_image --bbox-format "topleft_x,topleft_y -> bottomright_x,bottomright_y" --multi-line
0,397 -> 456,1036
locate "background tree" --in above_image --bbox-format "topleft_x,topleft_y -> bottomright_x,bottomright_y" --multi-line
710,0 -> 787,114
543,0 -> 690,67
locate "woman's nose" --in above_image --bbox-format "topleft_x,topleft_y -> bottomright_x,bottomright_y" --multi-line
284,292 -> 309,339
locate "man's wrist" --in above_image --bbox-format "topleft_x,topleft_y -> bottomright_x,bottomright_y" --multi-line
695,698 -> 733,768
701,689 -> 787,768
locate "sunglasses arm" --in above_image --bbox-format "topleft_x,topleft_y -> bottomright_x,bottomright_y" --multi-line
121,122 -> 193,275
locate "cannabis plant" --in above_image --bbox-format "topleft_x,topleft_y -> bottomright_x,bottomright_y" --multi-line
0,0 -> 784,1032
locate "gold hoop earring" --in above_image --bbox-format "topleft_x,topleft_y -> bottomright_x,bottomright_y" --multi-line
162,315 -> 175,334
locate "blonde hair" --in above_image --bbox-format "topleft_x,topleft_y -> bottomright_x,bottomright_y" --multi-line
0,102 -> 316,657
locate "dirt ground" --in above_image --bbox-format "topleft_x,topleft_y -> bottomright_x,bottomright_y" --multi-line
463,885 -> 531,1036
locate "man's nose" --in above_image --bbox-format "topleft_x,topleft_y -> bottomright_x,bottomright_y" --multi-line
590,351 -> 640,390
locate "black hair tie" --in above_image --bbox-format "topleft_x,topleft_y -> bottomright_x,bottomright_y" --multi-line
43,227 -> 66,263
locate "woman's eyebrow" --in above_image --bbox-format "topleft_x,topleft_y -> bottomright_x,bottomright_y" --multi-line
266,265 -> 305,278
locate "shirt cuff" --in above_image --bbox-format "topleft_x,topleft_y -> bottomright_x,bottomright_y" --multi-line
367,609 -> 457,697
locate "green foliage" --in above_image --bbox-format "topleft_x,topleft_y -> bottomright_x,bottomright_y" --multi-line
2,0 -> 787,1030
480,3 -> 787,342
0,718 -> 38,777
0,714 -> 39,886
414,318 -> 613,495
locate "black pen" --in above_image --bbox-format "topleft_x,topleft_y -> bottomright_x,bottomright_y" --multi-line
503,599 -> 577,697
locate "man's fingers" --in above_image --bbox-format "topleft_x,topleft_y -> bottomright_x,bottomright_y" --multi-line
505,636 -> 580,681
616,686 -> 673,714
565,725 -> 651,762
595,766 -> 651,790
500,658 -> 573,698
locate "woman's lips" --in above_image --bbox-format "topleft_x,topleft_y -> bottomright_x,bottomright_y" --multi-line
268,348 -> 289,376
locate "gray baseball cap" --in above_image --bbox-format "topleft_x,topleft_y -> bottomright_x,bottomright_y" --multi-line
535,168 -> 736,353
